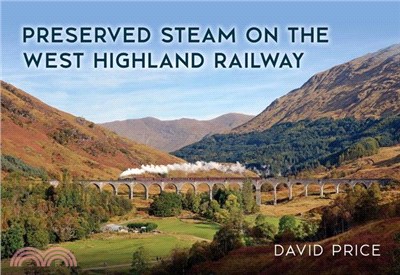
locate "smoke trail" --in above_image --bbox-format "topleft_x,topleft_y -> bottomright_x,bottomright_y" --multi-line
119,161 -> 246,178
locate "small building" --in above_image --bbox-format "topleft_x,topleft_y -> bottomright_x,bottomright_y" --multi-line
101,224 -> 128,233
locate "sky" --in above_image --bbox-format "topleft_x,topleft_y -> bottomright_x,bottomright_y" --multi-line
1,1 -> 399,123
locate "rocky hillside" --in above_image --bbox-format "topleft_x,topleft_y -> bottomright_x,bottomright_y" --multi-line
101,113 -> 253,152
234,44 -> 400,133
1,81 -> 183,180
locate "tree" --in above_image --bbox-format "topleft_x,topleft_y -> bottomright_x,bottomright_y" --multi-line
1,223 -> 25,258
242,179 -> 256,214
1,175 -> 133,256
276,215 -> 297,242
294,219 -> 319,241
224,194 -> 240,211
127,222 -> 158,232
131,246 -> 149,275
278,215 -> 296,234
213,209 -> 230,224
169,248 -> 189,274
51,211 -> 82,242
25,216 -> 49,249
210,224 -> 244,260
207,199 -> 221,220
390,232 -> 400,274
187,241 -> 212,268
354,183 -> 381,223
149,192 -> 182,217
341,137 -> 380,163
252,214 -> 277,242
182,191 -> 201,213
319,184 -> 384,238
223,194 -> 243,226
255,213 -> 268,226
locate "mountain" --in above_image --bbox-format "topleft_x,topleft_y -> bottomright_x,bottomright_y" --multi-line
173,116 -> 400,176
1,81 -> 183,180
233,44 -> 400,133
101,113 -> 253,152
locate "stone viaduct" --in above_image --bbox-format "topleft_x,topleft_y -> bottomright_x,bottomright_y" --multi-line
76,177 -> 389,205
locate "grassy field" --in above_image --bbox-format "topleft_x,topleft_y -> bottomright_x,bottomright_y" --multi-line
57,217 -> 219,269
120,217 -> 219,240
0,233 -> 192,273
259,195 -> 336,216
57,215 -> 294,269
60,234 -> 191,268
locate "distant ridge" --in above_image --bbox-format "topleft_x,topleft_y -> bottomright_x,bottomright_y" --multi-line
233,44 -> 400,133
101,113 -> 253,152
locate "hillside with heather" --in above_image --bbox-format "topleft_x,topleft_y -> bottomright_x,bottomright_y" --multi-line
1,81 -> 183,180
299,144 -> 400,181
190,217 -> 400,275
233,44 -> 400,133
101,113 -> 253,152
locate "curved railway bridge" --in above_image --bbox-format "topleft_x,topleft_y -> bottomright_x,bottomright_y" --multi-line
71,177 -> 390,205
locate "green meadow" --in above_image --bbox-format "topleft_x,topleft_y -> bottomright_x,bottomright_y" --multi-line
59,217 -> 219,269
60,234 -> 190,268
121,217 -> 220,240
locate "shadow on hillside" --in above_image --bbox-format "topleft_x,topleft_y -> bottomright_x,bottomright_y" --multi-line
375,154 -> 400,167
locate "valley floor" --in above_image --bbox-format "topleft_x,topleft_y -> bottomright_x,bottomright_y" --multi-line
2,187 -> 398,274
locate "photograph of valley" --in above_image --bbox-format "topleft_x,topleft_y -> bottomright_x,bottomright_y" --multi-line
1,1 -> 400,275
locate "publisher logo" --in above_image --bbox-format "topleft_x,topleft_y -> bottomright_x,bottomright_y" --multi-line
10,247 -> 77,267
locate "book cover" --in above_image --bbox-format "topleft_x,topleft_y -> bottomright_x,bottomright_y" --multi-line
1,1 -> 399,274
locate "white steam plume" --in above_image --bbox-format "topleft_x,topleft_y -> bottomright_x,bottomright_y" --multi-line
119,161 -> 246,178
